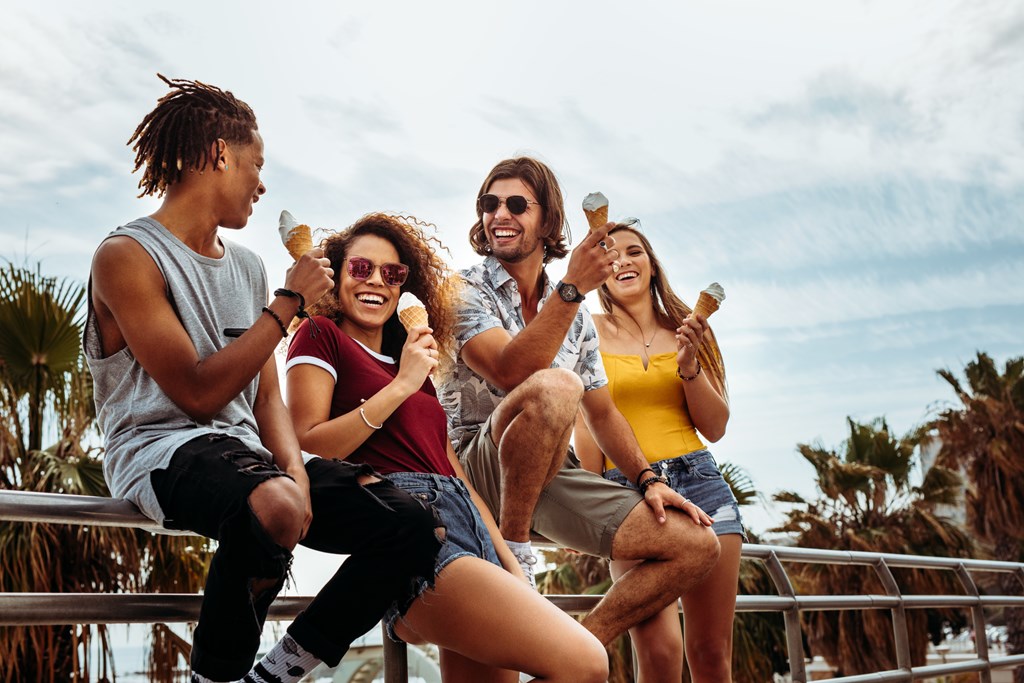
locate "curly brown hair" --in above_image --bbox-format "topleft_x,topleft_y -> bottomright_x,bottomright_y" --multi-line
468,157 -> 571,264
128,74 -> 258,198
597,222 -> 728,399
306,213 -> 459,362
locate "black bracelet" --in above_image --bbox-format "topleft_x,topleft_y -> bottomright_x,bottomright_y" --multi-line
261,306 -> 288,338
274,287 -> 305,311
274,287 -> 320,338
639,474 -> 670,495
635,467 -> 656,488
677,363 -> 702,381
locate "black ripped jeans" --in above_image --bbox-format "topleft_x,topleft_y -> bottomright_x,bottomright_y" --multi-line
151,434 -> 441,681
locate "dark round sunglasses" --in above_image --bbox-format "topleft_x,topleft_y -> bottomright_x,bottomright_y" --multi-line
477,193 -> 540,216
346,256 -> 409,287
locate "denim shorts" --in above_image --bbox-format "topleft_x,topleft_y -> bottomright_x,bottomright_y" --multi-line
605,450 -> 747,541
382,472 -> 501,641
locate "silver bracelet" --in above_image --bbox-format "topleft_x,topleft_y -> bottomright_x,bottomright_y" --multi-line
358,400 -> 383,430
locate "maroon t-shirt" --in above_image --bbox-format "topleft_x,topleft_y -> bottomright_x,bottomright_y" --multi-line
286,316 -> 455,476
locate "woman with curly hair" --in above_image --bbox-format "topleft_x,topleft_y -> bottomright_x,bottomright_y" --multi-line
574,221 -> 744,683
286,213 -> 608,682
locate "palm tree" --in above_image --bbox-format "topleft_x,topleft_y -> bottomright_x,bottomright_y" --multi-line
538,460 -> 782,683
932,352 -> 1024,683
0,263 -> 210,682
772,417 -> 974,677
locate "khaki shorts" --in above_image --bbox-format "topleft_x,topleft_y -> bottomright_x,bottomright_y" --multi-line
457,415 -> 643,559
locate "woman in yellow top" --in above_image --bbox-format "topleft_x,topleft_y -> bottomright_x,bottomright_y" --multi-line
575,221 -> 744,683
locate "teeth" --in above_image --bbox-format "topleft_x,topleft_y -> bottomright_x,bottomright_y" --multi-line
617,272 -> 638,281
356,293 -> 385,305
494,229 -> 517,238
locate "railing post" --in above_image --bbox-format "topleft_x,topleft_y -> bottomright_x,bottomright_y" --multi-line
762,549 -> 808,683
381,622 -> 408,683
872,558 -> 912,675
956,563 -> 992,683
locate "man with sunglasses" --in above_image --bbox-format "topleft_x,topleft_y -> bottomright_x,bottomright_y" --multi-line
85,76 -> 440,683
438,156 -> 721,649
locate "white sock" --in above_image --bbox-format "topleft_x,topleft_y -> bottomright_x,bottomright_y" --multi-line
243,633 -> 322,683
505,539 -> 534,557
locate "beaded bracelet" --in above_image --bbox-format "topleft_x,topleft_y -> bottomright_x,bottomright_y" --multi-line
634,467 -> 656,488
639,474 -> 670,495
261,306 -> 288,338
677,363 -> 702,381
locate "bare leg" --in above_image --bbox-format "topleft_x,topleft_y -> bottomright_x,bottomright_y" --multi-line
681,534 -> 742,683
247,476 -> 306,597
393,556 -> 608,682
489,368 -> 582,542
581,505 -> 720,645
610,559 -> 684,683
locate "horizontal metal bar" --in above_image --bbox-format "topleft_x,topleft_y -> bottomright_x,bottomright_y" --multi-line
742,544 -> 1024,573
0,594 -> 313,625
826,669 -> 912,683
0,490 -> 189,535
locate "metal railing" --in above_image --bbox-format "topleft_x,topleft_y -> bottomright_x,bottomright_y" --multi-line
2,489 -> 1023,683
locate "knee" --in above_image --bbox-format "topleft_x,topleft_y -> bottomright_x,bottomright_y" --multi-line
635,631 -> 684,670
248,476 -> 305,549
521,368 -> 583,422
687,638 -> 732,679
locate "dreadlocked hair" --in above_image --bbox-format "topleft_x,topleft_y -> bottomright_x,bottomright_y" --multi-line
307,213 -> 461,364
598,222 -> 728,400
128,73 -> 258,197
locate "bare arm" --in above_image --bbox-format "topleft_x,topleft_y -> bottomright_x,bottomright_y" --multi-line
90,237 -> 333,423
448,445 -> 525,580
461,227 -> 620,392
288,327 -> 439,460
676,315 -> 730,441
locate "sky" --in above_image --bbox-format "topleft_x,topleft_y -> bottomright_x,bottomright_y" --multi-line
2,0 -> 1023,599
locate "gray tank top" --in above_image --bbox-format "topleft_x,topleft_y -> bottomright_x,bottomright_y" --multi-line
84,217 -> 273,523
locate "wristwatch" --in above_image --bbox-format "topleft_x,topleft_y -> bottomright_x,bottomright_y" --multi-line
555,280 -> 585,304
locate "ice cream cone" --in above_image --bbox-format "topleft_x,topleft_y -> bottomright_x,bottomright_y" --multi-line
278,210 -> 314,260
582,192 -> 609,232
398,305 -> 429,331
692,282 -> 725,319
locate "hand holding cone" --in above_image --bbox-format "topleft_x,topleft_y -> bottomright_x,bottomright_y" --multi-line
692,282 -> 726,319
278,210 -> 313,260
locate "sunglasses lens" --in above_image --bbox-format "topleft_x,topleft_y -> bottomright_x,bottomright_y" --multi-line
348,258 -> 372,280
479,194 -> 500,213
506,196 -> 529,215
381,264 -> 409,287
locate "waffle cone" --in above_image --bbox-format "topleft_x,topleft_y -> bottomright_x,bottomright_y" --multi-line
284,225 -> 313,260
398,305 -> 429,331
692,292 -> 721,319
584,206 -> 609,232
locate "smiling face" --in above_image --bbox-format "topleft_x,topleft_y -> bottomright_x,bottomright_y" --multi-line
335,234 -> 404,346
481,177 -> 544,264
604,229 -> 653,301
218,129 -> 266,229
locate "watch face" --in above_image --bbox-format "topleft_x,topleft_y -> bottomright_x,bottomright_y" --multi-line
559,282 -> 581,302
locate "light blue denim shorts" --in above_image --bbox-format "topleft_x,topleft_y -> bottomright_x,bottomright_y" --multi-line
605,450 -> 747,541
382,472 -> 501,641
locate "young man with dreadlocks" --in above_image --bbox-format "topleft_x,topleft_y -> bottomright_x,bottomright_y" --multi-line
84,75 -> 440,683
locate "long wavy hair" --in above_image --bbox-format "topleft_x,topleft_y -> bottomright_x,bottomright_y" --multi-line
306,213 -> 459,362
597,222 -> 728,398
468,156 -> 571,264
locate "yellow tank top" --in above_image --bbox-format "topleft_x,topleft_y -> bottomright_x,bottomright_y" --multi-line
601,351 -> 706,471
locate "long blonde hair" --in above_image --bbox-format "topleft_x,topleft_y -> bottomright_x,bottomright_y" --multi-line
597,222 -> 727,398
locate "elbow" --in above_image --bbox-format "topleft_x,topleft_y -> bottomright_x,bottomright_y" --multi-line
700,415 -> 730,443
